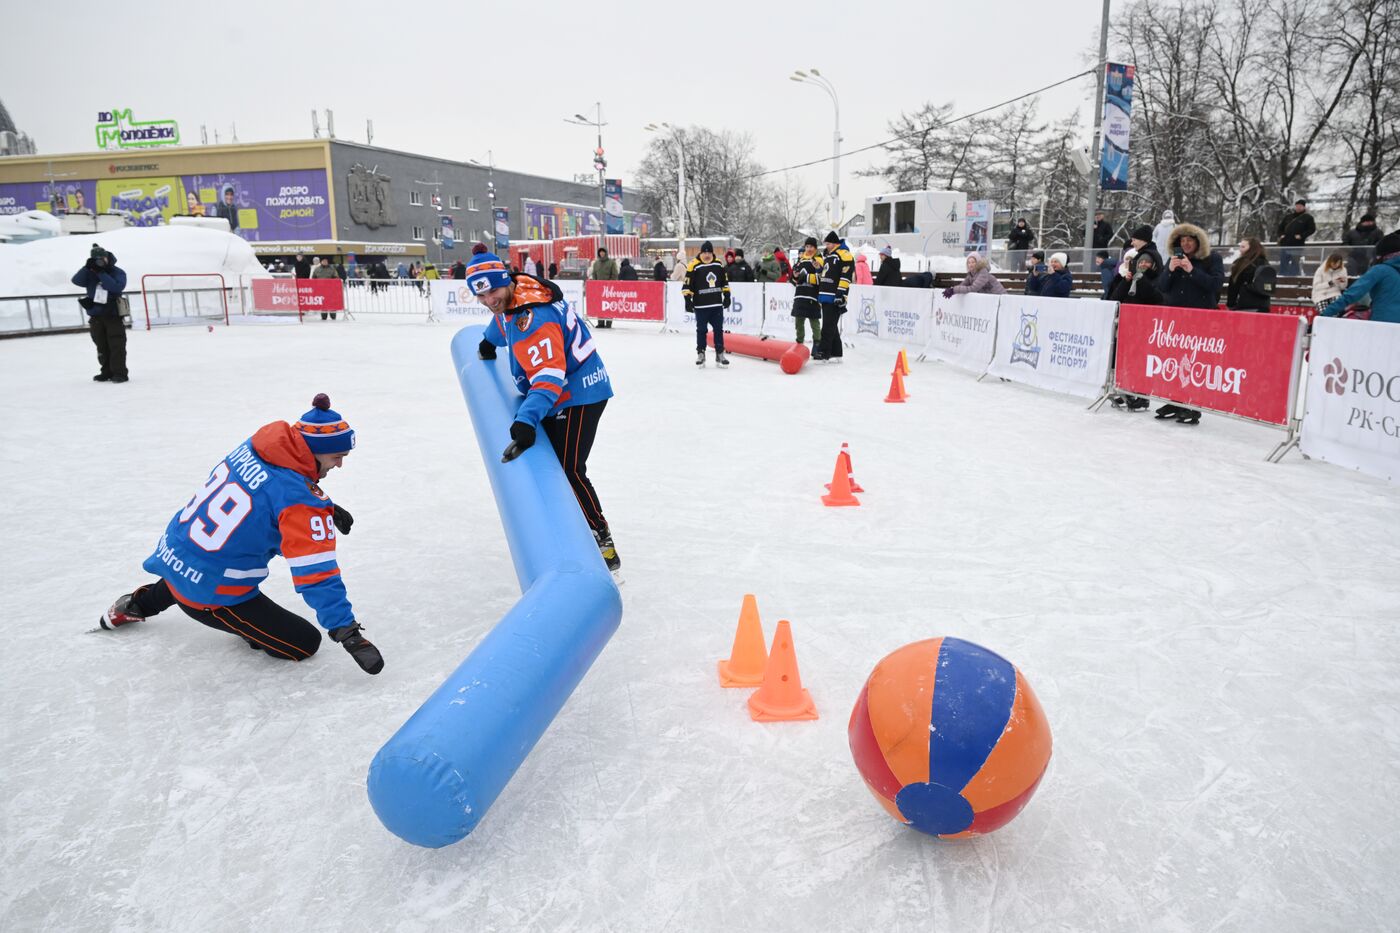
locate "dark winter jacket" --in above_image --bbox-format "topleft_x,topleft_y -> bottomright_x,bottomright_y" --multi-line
618,259 -> 638,280
1025,262 -> 1049,295
1007,224 -> 1034,250
682,258 -> 730,312
727,259 -> 754,282
652,261 -> 668,281
70,251 -> 127,316
790,253 -> 822,319
874,256 -> 903,287
1041,267 -> 1074,298
1225,255 -> 1276,311
1092,219 -> 1113,250
818,243 -> 855,307
1109,251 -> 1165,305
293,257 -> 312,279
1321,255 -> 1400,324
1277,210 -> 1316,247
450,261 -> 466,279
1342,222 -> 1383,276
1158,223 -> 1225,309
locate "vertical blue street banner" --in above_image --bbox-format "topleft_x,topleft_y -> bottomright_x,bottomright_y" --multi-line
604,179 -> 625,235
441,216 -> 455,249
1100,63 -> 1134,191
493,207 -> 510,252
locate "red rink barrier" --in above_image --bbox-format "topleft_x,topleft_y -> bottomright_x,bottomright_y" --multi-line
585,280 -> 665,322
251,278 -> 345,315
1115,304 -> 1303,426
706,332 -> 811,374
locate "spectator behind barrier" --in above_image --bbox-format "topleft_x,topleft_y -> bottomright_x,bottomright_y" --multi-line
1042,253 -> 1073,298
1095,250 -> 1115,297
874,245 -> 902,287
1025,250 -> 1049,295
1310,251 -> 1349,312
1342,213 -> 1383,277
1226,237 -> 1276,312
1319,231 -> 1400,323
1155,221 -> 1224,424
943,254 -> 1006,298
1277,199 -> 1316,276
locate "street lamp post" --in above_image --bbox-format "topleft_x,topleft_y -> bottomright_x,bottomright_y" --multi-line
644,122 -> 686,256
791,69 -> 841,231
469,151 -> 496,245
565,103 -> 608,240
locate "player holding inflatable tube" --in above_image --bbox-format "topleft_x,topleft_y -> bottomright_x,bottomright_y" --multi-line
98,395 -> 384,674
470,252 -> 620,571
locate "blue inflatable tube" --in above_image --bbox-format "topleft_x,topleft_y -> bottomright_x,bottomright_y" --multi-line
366,324 -> 623,848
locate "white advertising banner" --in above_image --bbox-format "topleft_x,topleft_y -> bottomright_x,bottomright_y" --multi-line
986,294 -> 1116,398
846,285 -> 934,349
429,279 -> 490,321
663,280 -> 763,335
558,279 -> 584,322
761,282 -> 797,338
1300,317 -> 1400,483
920,292 -> 1001,374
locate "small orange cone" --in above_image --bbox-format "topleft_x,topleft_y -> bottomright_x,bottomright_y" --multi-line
883,368 -> 909,403
748,620 -> 818,721
718,594 -> 768,687
821,449 -> 861,506
825,442 -> 865,494
898,348 -> 911,376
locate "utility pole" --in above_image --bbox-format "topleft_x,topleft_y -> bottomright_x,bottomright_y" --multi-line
1082,0 -> 1112,258
565,104 -> 609,239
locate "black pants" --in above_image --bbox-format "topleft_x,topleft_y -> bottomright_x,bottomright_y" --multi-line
542,400 -> 609,533
131,579 -> 321,660
89,314 -> 128,379
816,305 -> 844,358
694,306 -> 725,352
320,312 -> 338,320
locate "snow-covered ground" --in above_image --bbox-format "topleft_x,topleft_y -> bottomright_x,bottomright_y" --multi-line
2,319 -> 1398,932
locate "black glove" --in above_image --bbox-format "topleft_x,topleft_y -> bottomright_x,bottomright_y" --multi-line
722,294 -> 731,309
834,297 -> 846,312
501,420 -> 536,463
478,338 -> 497,360
942,288 -> 955,299
684,298 -> 694,314
330,622 -> 383,675
332,504 -> 353,535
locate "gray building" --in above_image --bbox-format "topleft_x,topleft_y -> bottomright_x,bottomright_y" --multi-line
0,98 -> 37,156
327,141 -> 604,250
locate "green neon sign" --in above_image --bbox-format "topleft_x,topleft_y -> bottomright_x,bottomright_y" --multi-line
95,108 -> 180,150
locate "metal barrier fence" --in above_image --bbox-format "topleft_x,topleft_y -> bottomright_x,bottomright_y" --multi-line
0,292 -> 99,335
981,243 -> 1379,276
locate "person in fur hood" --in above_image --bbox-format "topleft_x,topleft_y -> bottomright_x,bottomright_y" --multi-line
1154,221 -> 1224,424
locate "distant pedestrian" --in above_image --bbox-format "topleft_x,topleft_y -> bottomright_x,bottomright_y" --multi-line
1152,210 -> 1176,261
853,252 -> 873,286
311,257 -> 340,321
72,242 -> 129,383
618,258 -> 638,280
548,262 -> 558,279
590,248 -> 619,281
1092,211 -> 1113,250
814,231 -> 853,362
874,245 -> 901,287
1042,253 -> 1073,298
683,240 -> 730,367
1094,250 -> 1116,297
294,253 -> 312,279
652,258 -> 667,281
1007,219 -> 1034,268
1342,214 -> 1383,276
1024,250 -> 1048,295
1156,221 -> 1224,424
730,248 -> 754,282
1277,199 -> 1315,276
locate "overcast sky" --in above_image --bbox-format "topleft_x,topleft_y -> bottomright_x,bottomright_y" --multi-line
4,0 -> 1109,221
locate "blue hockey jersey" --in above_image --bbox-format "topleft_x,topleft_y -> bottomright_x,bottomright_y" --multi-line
481,274 -> 613,428
142,422 -> 354,631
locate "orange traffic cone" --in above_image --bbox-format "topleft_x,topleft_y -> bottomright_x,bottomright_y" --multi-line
883,368 -> 909,403
825,442 -> 865,494
748,619 -> 818,721
821,449 -> 861,506
718,594 -> 768,687
898,348 -> 911,376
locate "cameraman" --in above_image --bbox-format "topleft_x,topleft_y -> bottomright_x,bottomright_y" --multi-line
71,243 -> 129,383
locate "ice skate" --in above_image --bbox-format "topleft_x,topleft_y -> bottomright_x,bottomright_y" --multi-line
594,527 -> 621,572
99,592 -> 145,631
715,350 -> 730,367
695,350 -> 706,368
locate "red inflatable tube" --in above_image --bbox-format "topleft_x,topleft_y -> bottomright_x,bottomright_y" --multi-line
705,332 -> 811,374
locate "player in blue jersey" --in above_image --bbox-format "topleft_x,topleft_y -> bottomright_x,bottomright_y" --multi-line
469,251 -> 621,571
99,395 -> 384,674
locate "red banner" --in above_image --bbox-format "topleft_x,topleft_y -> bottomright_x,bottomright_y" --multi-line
1115,304 -> 1303,425
251,278 -> 345,314
585,280 -> 665,322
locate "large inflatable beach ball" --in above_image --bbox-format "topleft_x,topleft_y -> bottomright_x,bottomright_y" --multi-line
848,637 -> 1051,838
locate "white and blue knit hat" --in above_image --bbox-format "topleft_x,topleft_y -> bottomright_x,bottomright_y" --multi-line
464,252 -> 512,296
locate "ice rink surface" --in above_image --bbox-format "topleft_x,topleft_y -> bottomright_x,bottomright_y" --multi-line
2,319 -> 1398,932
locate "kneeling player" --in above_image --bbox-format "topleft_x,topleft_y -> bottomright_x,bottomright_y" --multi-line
470,251 -> 620,571
100,394 -> 383,674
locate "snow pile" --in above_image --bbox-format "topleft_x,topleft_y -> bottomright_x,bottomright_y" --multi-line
0,210 -> 63,243
0,225 -> 268,297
